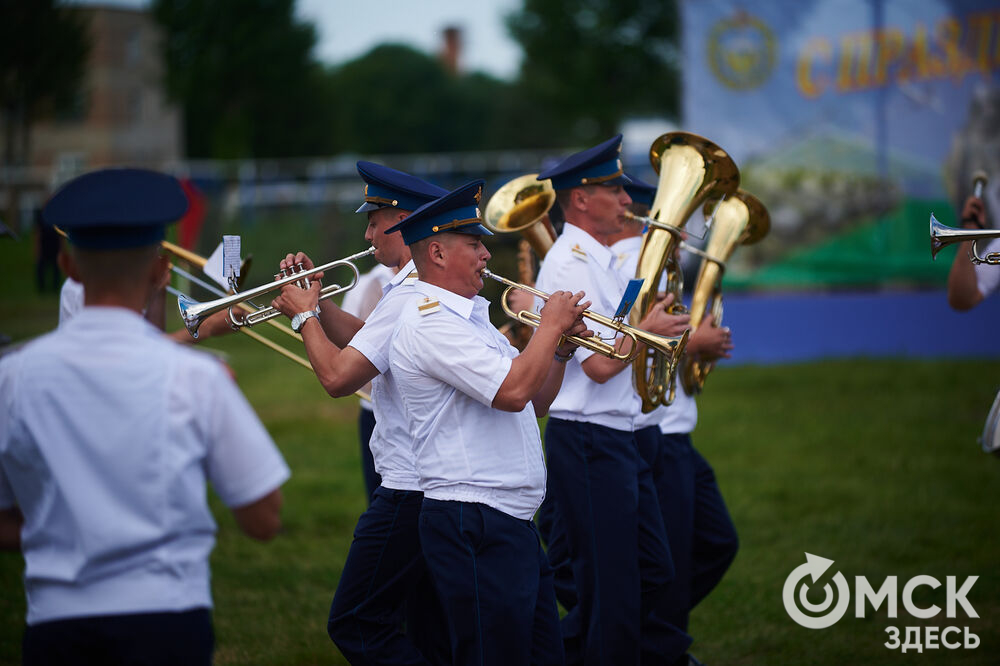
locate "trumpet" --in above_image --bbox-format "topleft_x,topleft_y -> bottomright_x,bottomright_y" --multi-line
480,268 -> 689,364
178,247 -> 375,338
929,214 -> 1000,265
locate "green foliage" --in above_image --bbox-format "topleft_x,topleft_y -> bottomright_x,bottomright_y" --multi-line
152,0 -> 331,158
506,0 -> 682,143
0,0 -> 90,166
324,44 -> 570,153
149,6 -> 578,157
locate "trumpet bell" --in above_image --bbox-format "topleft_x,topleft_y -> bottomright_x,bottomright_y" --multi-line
929,213 -> 1000,263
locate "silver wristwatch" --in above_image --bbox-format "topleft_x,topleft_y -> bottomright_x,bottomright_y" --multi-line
290,308 -> 320,333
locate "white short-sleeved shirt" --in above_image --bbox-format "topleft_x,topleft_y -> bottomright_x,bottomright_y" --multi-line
340,264 -> 396,411
611,235 -> 698,434
58,277 -> 85,326
345,260 -> 421,491
973,179 -> 1000,298
0,307 -> 290,625
975,238 -> 1000,298
389,280 -> 546,520
534,223 -> 643,430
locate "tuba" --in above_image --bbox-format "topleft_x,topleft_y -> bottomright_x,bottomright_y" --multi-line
681,190 -> 770,394
630,132 -> 740,412
484,174 -> 558,349
484,174 -> 557,259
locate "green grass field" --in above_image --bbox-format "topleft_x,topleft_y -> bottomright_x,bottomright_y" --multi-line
1,229 -> 999,665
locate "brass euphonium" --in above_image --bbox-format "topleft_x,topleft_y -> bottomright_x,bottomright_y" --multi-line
681,190 -> 770,394
484,174 -> 557,258
630,132 -> 740,412
484,174 -> 558,349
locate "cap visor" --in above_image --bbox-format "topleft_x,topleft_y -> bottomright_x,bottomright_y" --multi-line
355,202 -> 381,213
453,223 -> 494,237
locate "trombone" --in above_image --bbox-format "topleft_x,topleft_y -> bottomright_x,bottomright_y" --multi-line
929,214 -> 1000,265
177,247 -> 375,338
480,268 -> 689,364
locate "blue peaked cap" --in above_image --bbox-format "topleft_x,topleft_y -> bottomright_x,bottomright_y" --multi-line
386,180 -> 494,246
624,172 -> 657,207
537,134 -> 631,191
356,161 -> 449,213
42,168 -> 188,250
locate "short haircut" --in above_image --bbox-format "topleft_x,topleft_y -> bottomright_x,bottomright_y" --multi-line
70,244 -> 160,291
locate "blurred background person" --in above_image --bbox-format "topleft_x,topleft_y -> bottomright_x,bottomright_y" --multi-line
947,173 -> 1000,311
0,168 -> 290,666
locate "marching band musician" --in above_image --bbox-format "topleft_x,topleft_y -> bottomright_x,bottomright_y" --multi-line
0,168 -> 290,666
947,174 -> 1000,310
269,161 -> 450,664
386,180 -> 589,666
340,259 -> 394,503
608,175 -> 739,662
531,135 -> 693,665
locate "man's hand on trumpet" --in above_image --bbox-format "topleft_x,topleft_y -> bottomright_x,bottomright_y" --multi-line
278,251 -> 325,284
536,290 -> 592,356
270,279 -> 322,321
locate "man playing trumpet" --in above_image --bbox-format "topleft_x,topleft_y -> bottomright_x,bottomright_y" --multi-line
386,180 -> 589,665
270,162 -> 451,664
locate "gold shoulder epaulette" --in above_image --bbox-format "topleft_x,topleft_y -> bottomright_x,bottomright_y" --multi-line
418,297 -> 440,315
571,244 -> 588,260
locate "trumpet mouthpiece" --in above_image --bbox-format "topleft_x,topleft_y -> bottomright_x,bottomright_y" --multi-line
973,170 -> 989,198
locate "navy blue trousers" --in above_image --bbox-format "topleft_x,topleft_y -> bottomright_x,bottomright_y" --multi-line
328,487 -> 448,665
358,408 -> 382,505
419,498 -> 564,666
23,608 -> 213,666
645,433 -> 739,632
544,419 -> 690,665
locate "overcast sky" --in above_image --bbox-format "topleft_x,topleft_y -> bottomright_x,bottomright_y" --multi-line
295,0 -> 524,80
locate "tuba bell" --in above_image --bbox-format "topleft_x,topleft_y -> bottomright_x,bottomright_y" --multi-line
484,174 -> 557,259
630,132 -> 740,412
681,190 -> 770,394
484,174 -> 559,349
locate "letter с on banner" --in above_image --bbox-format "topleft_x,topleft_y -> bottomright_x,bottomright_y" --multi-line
886,626 -> 979,651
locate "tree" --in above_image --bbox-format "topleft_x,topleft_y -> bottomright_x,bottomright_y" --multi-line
0,0 -> 90,169
152,0 -> 332,158
325,44 -> 570,154
506,0 -> 682,143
